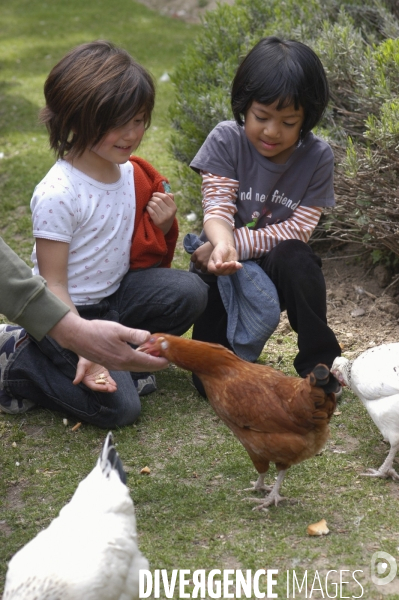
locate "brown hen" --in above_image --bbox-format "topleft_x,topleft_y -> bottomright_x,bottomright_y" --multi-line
139,334 -> 339,509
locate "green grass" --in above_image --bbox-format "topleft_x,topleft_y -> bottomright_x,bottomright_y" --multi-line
1,1 -> 399,599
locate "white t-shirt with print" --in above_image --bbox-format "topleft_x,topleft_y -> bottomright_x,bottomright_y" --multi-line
31,159 -> 136,305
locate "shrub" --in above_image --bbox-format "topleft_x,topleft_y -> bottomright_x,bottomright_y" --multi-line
327,96 -> 399,255
323,36 -> 399,255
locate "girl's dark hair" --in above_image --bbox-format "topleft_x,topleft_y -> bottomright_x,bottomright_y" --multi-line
231,36 -> 329,137
40,40 -> 155,159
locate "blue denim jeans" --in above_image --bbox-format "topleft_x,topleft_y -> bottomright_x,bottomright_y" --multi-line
192,240 -> 341,378
4,268 -> 208,428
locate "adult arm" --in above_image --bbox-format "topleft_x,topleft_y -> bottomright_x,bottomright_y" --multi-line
0,237 -> 69,338
48,314 -> 168,372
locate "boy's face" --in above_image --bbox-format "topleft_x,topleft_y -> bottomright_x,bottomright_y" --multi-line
91,112 -> 146,164
244,100 -> 304,164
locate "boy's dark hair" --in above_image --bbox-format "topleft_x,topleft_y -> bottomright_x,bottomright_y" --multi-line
40,40 -> 155,159
231,36 -> 329,137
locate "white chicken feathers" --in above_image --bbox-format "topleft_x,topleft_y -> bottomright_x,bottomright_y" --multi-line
3,432 -> 149,600
331,342 -> 399,480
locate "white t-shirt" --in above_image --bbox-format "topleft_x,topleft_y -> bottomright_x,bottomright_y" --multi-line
31,159 -> 136,305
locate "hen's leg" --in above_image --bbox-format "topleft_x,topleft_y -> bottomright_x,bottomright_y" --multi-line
245,470 -> 288,509
362,443 -> 399,481
243,473 -> 273,493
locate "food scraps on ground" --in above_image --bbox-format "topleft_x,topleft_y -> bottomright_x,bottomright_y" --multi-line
307,519 -> 330,536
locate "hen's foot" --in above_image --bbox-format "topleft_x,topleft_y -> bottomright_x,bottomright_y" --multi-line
243,469 -> 288,508
243,481 -> 273,494
243,493 -> 287,509
361,467 -> 399,481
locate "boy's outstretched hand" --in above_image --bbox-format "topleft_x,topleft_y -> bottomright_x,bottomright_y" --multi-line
191,240 -> 242,276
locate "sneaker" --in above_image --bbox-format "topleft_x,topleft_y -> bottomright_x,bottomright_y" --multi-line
0,390 -> 36,414
0,325 -> 35,414
133,374 -> 157,396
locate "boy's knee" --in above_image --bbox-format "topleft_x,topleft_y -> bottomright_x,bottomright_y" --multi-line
271,240 -> 321,270
90,393 -> 141,429
113,405 -> 141,428
98,404 -> 141,429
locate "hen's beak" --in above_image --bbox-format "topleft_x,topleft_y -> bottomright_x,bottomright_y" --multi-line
137,341 -> 154,354
137,336 -> 166,357
330,369 -> 346,387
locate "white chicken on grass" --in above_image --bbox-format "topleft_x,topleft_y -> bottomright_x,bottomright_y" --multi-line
331,343 -> 399,481
3,432 -> 149,600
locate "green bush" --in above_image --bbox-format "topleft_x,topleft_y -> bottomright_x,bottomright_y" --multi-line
324,37 -> 399,255
327,95 -> 399,255
170,0 -> 399,256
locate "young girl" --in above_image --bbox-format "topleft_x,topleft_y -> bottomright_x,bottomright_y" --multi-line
189,36 -> 341,392
20,40 -> 208,427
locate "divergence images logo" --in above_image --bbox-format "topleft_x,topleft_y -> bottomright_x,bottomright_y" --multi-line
371,552 -> 398,586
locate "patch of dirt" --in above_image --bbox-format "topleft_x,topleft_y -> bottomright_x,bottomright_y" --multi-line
135,0 -> 235,22
0,520 -> 13,537
6,480 -> 28,510
318,242 -> 399,357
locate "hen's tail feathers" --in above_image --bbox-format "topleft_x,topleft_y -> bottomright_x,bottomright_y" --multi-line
310,364 -> 341,395
100,432 -> 127,485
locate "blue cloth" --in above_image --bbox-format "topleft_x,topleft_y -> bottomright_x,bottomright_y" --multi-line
184,233 -> 280,362
218,261 -> 280,362
183,232 -> 204,254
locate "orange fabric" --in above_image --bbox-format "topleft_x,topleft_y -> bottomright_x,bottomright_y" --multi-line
129,156 -> 178,270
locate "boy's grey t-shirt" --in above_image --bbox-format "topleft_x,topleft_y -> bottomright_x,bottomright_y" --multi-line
190,120 -> 335,229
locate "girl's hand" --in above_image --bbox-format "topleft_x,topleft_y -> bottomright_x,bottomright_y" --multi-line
191,241 -> 214,272
73,357 -> 118,393
146,192 -> 177,234
207,241 -> 242,276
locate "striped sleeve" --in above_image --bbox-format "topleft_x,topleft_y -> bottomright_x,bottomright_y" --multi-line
200,171 -> 322,261
234,206 -> 323,260
201,171 -> 239,227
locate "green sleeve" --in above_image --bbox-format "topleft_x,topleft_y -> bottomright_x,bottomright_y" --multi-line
1,237 -> 69,340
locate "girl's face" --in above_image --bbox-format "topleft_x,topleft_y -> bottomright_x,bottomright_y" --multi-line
91,112 -> 146,165
244,100 -> 304,164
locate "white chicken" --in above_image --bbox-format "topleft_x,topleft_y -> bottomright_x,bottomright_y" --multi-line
2,432 -> 149,600
331,343 -> 399,481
